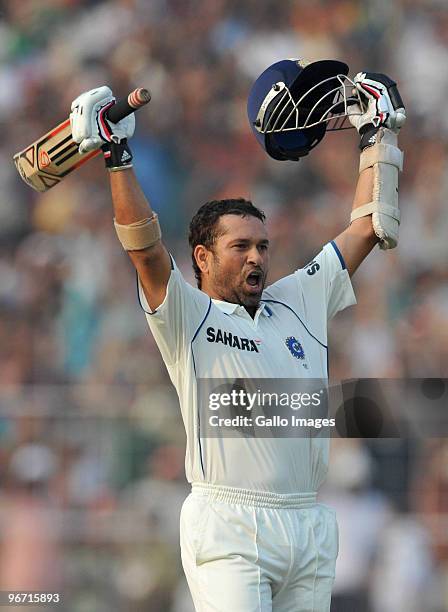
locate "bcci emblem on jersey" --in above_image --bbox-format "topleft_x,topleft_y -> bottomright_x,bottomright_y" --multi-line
285,336 -> 305,360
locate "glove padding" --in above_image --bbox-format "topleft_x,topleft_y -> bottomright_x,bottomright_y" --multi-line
70,85 -> 135,154
348,72 -> 406,136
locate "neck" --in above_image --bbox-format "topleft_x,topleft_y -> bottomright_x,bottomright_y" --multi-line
244,306 -> 257,319
201,285 -> 259,319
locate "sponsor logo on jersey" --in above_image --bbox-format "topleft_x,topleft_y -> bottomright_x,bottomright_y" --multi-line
206,327 -> 259,352
285,336 -> 305,360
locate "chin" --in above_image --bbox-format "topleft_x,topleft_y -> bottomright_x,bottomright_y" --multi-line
241,292 -> 262,307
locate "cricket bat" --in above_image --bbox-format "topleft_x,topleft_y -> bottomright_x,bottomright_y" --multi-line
13,88 -> 151,193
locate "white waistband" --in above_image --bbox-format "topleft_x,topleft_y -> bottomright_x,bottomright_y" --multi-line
191,483 -> 317,509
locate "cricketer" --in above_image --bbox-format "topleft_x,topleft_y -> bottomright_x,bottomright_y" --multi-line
70,59 -> 405,611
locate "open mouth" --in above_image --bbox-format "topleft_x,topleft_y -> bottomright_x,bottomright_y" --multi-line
245,271 -> 263,291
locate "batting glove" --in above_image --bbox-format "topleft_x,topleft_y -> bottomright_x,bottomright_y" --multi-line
70,85 -> 135,155
348,72 -> 406,149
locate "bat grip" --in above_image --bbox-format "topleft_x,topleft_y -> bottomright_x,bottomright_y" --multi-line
106,88 -> 151,123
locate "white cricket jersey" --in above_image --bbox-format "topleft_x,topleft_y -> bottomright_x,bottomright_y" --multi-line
138,241 -> 356,494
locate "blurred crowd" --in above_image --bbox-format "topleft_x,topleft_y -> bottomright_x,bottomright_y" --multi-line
0,0 -> 448,610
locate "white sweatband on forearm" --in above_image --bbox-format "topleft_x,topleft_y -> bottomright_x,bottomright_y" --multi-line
350,128 -> 404,250
114,213 -> 162,251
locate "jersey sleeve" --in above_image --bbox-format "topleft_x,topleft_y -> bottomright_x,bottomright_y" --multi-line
137,257 -> 211,366
263,241 -> 356,339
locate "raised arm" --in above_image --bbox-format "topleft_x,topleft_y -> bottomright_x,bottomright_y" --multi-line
109,169 -> 171,310
333,72 -> 406,277
333,165 -> 379,277
70,86 -> 171,310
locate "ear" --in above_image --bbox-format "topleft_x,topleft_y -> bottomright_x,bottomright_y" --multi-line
194,245 -> 211,277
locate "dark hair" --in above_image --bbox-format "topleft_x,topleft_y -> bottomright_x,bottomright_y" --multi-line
188,198 -> 266,288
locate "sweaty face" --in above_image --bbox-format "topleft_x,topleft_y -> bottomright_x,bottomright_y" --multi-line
203,215 -> 270,308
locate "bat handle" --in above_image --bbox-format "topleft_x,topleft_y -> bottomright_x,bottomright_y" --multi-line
106,88 -> 151,123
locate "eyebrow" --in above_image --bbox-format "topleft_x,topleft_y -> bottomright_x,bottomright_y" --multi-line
228,238 -> 270,245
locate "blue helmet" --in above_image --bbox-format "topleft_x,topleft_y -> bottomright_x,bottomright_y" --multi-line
247,59 -> 356,161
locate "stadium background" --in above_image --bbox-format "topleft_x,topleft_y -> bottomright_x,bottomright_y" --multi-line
1,0 -> 448,610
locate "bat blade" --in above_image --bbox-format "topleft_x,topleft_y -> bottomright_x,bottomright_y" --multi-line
13,119 -> 100,193
13,87 -> 151,193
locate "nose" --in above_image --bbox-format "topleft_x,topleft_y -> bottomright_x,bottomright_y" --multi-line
247,245 -> 264,267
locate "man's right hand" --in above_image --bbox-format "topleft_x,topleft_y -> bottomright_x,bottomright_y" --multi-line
70,85 -> 135,154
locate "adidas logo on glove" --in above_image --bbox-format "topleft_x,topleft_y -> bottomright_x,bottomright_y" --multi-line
102,141 -> 134,170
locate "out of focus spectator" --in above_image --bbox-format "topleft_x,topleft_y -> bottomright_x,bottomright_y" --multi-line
321,440 -> 392,612
0,443 -> 62,591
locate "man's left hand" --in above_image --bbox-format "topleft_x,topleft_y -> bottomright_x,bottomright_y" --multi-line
348,72 -> 406,141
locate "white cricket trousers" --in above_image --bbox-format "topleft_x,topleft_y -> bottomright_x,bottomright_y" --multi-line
180,483 -> 339,612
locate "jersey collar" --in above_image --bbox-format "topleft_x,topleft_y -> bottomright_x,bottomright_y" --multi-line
211,299 -> 272,318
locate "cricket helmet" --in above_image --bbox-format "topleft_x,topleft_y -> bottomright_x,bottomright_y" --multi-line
247,59 -> 362,161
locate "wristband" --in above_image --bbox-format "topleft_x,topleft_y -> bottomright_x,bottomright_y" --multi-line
359,125 -> 380,151
114,214 -> 162,251
102,141 -> 133,171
